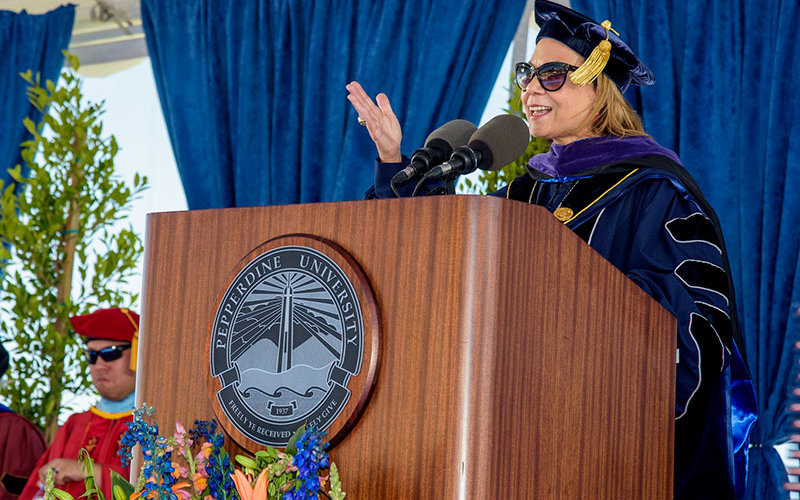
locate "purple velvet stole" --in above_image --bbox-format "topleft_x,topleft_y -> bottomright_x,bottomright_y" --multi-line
527,136 -> 682,177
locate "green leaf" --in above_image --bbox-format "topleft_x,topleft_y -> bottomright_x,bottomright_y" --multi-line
63,50 -> 80,71
235,454 -> 259,469
51,489 -> 76,500
7,164 -> 24,183
22,117 -> 38,136
19,69 -> 34,84
109,470 -> 134,500
285,424 -> 306,455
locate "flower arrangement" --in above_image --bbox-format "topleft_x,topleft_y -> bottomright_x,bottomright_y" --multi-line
45,405 -> 345,500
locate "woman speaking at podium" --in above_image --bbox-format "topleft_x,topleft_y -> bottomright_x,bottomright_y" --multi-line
346,1 -> 756,498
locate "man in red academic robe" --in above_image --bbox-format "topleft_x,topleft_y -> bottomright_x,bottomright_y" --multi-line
0,341 -> 47,499
19,308 -> 140,500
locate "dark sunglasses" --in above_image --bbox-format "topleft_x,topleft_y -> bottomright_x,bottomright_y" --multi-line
515,62 -> 580,92
85,344 -> 131,364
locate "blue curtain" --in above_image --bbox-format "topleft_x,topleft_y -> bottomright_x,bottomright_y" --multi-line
141,0 -> 526,208
0,5 -> 75,184
573,1 -> 800,497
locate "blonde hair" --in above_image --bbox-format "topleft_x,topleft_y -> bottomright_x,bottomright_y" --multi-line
588,75 -> 649,138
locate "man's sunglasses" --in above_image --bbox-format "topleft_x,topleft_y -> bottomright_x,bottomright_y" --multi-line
85,344 -> 131,364
515,62 -> 580,92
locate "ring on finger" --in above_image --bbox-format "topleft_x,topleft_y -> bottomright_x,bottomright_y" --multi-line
357,116 -> 366,126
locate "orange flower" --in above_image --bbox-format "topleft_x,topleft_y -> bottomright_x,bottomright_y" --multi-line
230,469 -> 269,500
193,472 -> 208,491
171,481 -> 192,500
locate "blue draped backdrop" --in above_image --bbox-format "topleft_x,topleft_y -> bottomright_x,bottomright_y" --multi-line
141,0 -> 526,208
0,5 -> 74,185
573,1 -> 800,498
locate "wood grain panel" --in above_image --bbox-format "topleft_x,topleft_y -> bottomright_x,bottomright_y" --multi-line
137,196 -> 675,498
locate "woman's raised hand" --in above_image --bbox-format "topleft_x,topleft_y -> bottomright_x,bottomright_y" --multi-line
346,81 -> 403,163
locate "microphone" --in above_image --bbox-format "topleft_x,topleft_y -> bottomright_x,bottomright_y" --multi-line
422,114 -> 530,180
390,119 -> 477,186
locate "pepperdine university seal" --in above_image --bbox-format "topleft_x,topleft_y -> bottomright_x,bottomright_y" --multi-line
208,234 -> 380,449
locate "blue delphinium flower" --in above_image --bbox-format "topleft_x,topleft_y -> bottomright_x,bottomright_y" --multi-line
119,404 -> 159,467
282,426 -> 330,500
205,431 -> 235,500
189,419 -> 218,442
117,405 -> 179,499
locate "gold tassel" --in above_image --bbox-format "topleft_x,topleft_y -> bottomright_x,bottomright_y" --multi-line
121,308 -> 140,372
570,20 -> 619,86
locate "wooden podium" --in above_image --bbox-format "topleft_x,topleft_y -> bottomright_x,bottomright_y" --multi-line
137,195 -> 675,498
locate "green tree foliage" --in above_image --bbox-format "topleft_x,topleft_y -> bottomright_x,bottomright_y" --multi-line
0,52 -> 148,442
460,73 -> 551,194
